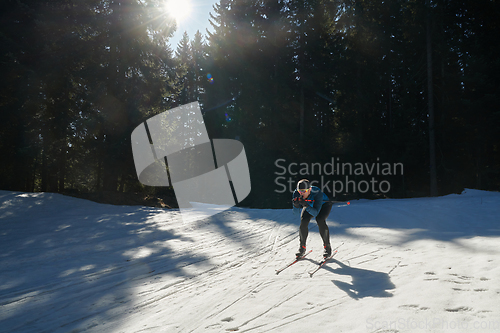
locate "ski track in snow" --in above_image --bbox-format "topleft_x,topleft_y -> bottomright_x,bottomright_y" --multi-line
1,189 -> 500,332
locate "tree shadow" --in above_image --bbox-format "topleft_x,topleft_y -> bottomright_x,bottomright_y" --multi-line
326,258 -> 395,300
0,192 -> 301,332
329,191 -> 500,246
0,191 -> 215,332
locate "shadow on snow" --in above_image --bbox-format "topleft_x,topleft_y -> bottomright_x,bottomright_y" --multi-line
327,258 -> 395,300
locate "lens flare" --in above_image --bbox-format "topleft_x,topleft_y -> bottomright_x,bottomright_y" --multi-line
164,0 -> 192,23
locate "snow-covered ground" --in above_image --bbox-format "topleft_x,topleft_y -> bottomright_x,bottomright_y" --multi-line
1,189 -> 499,333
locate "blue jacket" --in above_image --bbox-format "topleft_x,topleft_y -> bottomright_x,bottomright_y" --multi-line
292,186 -> 329,217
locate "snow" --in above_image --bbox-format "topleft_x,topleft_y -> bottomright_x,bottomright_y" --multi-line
1,189 -> 499,333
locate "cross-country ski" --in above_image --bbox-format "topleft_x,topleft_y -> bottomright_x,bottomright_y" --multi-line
308,250 -> 338,277
275,250 -> 312,275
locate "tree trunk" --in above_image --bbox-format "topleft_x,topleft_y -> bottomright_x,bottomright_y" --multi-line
41,139 -> 48,192
426,0 -> 438,196
58,148 -> 66,193
300,85 -> 304,148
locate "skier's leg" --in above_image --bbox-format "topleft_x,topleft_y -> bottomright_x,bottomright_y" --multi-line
316,202 -> 333,247
299,208 -> 313,247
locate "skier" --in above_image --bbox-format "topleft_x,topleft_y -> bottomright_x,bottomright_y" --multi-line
292,179 -> 333,259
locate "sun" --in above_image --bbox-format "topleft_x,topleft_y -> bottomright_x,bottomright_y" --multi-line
164,0 -> 192,24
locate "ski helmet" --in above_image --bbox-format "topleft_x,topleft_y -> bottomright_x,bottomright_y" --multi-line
297,179 -> 311,191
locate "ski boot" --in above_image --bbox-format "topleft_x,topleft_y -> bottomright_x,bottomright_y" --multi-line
296,245 -> 306,258
323,244 -> 332,259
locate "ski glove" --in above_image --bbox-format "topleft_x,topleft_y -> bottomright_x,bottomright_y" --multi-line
292,197 -> 308,208
292,197 -> 301,208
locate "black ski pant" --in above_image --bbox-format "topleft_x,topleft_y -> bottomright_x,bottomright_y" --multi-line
299,201 -> 333,248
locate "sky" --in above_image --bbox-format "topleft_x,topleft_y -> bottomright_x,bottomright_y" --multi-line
168,0 -> 220,49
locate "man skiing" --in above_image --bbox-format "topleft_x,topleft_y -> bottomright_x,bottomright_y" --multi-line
292,179 -> 333,259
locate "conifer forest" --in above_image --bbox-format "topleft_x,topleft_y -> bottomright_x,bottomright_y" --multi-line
1,0 -> 499,208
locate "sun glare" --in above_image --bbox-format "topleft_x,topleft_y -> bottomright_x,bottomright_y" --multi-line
165,0 -> 192,24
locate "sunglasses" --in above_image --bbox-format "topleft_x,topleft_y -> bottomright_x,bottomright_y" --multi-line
297,188 -> 309,193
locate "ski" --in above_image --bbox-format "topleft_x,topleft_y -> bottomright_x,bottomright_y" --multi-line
275,250 -> 312,275
308,251 -> 337,277
308,242 -> 344,277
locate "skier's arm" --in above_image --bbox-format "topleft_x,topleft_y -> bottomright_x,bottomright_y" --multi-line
305,192 -> 323,217
292,191 -> 303,215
